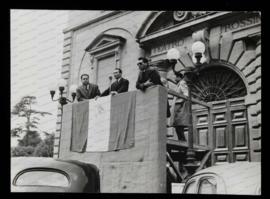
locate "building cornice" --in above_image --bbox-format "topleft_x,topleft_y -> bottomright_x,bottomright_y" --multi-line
63,11 -> 132,33
138,11 -> 232,44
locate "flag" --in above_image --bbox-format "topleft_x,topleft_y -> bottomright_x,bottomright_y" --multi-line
70,91 -> 136,152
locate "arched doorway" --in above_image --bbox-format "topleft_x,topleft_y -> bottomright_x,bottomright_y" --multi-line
190,65 -> 250,164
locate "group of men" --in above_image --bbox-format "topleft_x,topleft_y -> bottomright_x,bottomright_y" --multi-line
76,67 -> 129,101
76,57 -> 164,101
76,57 -> 188,141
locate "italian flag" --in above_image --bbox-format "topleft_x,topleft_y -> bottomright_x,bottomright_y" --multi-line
70,91 -> 136,152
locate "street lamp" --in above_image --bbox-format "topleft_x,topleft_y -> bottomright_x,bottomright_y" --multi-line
191,41 -> 206,66
49,79 -> 77,158
50,79 -> 77,106
166,41 -> 206,176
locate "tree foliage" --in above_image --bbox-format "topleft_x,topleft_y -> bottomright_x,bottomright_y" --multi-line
11,96 -> 54,157
33,133 -> 55,157
17,131 -> 42,147
11,146 -> 35,157
11,96 -> 52,136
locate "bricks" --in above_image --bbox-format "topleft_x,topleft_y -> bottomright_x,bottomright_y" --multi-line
63,38 -> 72,47
249,78 -> 261,94
62,51 -> 71,60
62,58 -> 71,66
245,94 -> 257,106
249,128 -> 261,140
209,26 -> 221,60
220,32 -> 233,61
63,45 -> 71,53
250,140 -> 261,151
64,31 -> 73,40
236,50 -> 256,71
61,65 -> 70,74
256,43 -> 261,56
228,40 -> 245,65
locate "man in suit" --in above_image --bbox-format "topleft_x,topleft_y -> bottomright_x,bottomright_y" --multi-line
136,57 -> 171,117
100,68 -> 129,97
76,74 -> 101,101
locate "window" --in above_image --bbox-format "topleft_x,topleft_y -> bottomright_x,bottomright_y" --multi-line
191,66 -> 247,102
198,177 -> 217,194
85,34 -> 126,89
15,169 -> 69,187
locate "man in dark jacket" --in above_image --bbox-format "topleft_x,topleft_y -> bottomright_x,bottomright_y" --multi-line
100,68 -> 129,96
136,57 -> 163,91
136,57 -> 171,117
76,74 -> 101,101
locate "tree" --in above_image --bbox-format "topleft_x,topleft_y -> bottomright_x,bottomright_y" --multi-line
11,146 -> 35,157
17,131 -> 42,147
11,96 -> 52,137
11,127 -> 23,137
33,133 -> 55,157
11,96 -> 52,156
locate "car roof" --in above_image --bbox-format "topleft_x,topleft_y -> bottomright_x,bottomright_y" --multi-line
11,157 -> 81,173
194,162 -> 260,175
189,162 -> 261,195
11,157 -> 100,192
11,157 -> 94,184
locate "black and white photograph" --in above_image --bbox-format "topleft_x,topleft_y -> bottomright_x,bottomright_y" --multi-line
10,10 -> 261,195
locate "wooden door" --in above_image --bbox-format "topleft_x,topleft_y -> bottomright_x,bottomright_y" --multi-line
192,97 -> 250,164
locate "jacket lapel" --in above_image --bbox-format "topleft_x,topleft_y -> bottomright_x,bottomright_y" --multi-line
88,84 -> 93,98
80,86 -> 88,98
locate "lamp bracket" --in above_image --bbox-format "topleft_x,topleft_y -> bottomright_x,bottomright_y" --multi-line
192,28 -> 209,43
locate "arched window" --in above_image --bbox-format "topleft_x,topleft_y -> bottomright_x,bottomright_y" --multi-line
191,66 -> 247,102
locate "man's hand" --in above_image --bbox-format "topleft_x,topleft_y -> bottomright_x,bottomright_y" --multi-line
144,80 -> 153,87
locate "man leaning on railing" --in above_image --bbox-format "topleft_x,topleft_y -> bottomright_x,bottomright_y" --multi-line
135,57 -> 171,118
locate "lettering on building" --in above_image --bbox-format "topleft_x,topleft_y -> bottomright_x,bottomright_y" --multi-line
221,16 -> 261,33
151,39 -> 184,56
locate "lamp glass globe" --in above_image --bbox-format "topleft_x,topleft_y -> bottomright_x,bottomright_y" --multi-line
166,48 -> 180,60
58,78 -> 67,88
70,84 -> 77,93
191,41 -> 206,54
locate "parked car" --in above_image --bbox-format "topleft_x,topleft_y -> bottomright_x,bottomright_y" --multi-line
11,157 -> 100,192
182,162 -> 261,195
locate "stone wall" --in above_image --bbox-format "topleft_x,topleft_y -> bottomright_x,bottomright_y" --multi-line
58,86 -> 167,193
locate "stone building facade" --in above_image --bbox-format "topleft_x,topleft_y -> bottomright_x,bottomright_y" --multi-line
54,11 -> 261,163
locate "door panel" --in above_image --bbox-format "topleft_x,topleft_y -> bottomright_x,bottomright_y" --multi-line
232,124 -> 247,148
193,97 -> 249,164
214,126 -> 228,149
198,128 -> 208,146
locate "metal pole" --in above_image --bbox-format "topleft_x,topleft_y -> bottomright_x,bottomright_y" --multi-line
58,104 -> 63,158
187,83 -> 194,150
185,73 -> 197,176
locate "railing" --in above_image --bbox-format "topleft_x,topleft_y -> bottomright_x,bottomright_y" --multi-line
167,89 -> 212,109
166,87 -> 213,176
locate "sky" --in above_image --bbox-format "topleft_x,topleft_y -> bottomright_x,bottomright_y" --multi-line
10,9 -> 69,146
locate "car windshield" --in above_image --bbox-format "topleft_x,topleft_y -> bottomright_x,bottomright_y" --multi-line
15,170 -> 69,187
